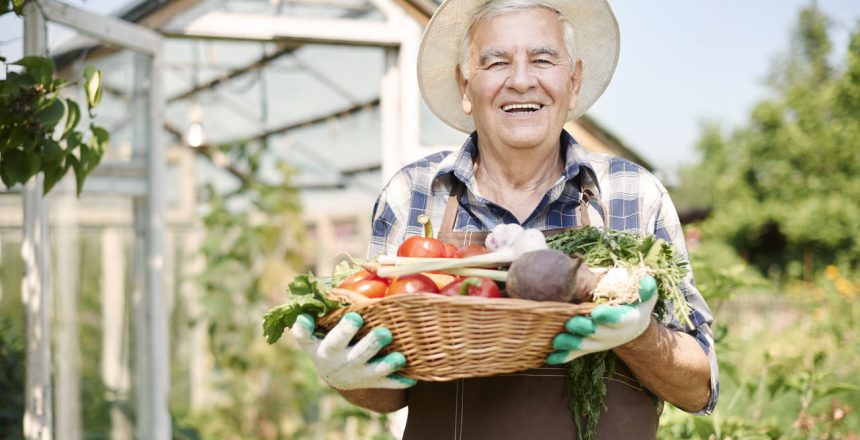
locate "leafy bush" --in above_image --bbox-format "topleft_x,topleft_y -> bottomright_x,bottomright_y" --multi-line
0,55 -> 106,195
660,267 -> 860,439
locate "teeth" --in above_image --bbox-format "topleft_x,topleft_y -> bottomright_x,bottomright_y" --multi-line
502,103 -> 542,112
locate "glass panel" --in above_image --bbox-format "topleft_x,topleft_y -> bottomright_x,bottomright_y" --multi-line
161,0 -> 385,26
48,22 -> 153,165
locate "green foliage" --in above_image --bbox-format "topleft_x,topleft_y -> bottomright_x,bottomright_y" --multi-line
0,240 -> 24,439
660,269 -> 860,439
0,55 -> 107,195
547,226 -> 691,325
183,139 -> 390,437
675,4 -> 860,277
547,226 -> 693,440
262,273 -> 344,344
0,313 -> 25,439
0,0 -> 27,16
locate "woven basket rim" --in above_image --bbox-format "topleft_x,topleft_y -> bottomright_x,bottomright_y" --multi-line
327,287 -> 594,313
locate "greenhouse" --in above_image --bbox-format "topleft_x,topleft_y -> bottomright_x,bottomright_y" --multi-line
1,0 -> 648,438
6,0 -> 857,439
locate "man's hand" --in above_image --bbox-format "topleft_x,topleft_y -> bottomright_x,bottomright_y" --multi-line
291,312 -> 417,390
547,275 -> 658,365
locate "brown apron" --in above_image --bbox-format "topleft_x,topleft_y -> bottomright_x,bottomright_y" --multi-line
401,176 -> 660,440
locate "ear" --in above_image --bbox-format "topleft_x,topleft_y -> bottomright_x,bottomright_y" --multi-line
568,59 -> 583,111
456,65 -> 472,115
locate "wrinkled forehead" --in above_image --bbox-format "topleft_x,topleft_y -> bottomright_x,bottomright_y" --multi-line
467,4 -> 563,34
466,7 -> 567,52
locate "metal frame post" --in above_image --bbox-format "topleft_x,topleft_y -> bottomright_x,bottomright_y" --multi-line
24,2 -> 169,438
21,3 -> 53,439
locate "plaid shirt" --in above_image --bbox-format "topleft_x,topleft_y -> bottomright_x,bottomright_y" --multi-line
368,130 -> 719,415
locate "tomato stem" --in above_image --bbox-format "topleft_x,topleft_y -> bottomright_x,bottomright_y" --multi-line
459,277 -> 481,296
418,214 -> 434,238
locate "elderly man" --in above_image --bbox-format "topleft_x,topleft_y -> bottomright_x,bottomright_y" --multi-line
291,0 -> 718,437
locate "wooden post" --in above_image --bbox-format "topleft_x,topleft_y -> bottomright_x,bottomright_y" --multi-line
22,3 -> 53,439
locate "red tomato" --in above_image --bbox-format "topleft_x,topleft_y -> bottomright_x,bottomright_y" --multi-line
396,214 -> 448,258
338,269 -> 385,290
351,279 -> 389,298
454,244 -> 489,258
386,274 -> 440,296
397,236 -> 447,258
440,277 -> 502,298
443,242 -> 458,258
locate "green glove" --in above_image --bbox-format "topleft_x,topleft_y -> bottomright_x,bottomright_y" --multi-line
547,275 -> 658,365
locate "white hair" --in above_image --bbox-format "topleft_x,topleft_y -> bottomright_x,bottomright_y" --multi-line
459,0 -> 577,79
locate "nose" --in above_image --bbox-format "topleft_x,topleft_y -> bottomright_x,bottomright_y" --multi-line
506,59 -> 538,92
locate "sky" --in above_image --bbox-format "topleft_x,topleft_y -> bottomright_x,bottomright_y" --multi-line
587,0 -> 860,180
2,0 -> 860,181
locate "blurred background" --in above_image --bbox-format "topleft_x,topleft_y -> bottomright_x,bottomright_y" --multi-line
0,0 -> 858,438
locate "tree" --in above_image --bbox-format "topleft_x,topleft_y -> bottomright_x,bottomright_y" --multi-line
676,5 -> 860,279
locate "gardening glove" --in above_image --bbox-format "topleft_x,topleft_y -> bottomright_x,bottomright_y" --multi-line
546,275 -> 658,365
291,311 -> 417,390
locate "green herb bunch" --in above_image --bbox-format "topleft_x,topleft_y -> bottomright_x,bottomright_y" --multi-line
546,226 -> 691,440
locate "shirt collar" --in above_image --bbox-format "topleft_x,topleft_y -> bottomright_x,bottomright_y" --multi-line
433,129 -> 598,187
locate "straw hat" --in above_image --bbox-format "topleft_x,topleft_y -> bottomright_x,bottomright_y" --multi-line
417,0 -> 620,133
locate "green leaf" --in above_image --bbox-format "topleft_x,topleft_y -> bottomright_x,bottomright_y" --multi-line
261,273 -> 343,344
0,148 -> 39,186
83,66 -> 102,109
12,0 -> 26,15
79,143 -> 97,171
68,155 -> 85,196
41,138 -> 63,162
6,126 -> 28,150
90,125 -> 109,156
62,99 -> 80,139
0,155 -> 13,188
42,161 -> 64,195
66,131 -> 82,151
36,98 -> 65,130
13,56 -> 54,86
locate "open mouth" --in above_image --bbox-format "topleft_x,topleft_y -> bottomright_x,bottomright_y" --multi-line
501,103 -> 543,114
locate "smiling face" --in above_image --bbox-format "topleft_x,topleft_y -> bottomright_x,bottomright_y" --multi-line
457,7 -> 582,151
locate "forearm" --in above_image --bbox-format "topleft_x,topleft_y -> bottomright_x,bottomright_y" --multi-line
336,387 -> 408,413
613,318 -> 711,412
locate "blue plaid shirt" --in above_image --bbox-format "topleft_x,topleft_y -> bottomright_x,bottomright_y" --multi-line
368,130 -> 719,414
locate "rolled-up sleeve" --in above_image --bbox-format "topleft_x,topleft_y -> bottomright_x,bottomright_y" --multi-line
653,183 -> 720,415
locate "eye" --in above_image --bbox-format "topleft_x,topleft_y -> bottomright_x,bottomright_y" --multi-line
533,58 -> 556,67
486,61 -> 509,69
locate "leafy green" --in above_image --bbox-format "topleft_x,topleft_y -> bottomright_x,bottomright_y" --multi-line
262,274 -> 343,344
546,226 -> 690,325
546,226 -> 691,440
331,259 -> 361,288
566,351 -> 614,440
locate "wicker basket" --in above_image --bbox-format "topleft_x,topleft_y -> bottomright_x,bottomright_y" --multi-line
317,288 -> 594,381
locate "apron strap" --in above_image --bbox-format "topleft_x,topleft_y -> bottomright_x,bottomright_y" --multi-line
578,169 -> 609,228
439,179 -> 463,236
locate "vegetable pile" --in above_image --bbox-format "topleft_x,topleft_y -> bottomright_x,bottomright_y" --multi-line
262,223 -> 692,440
545,227 -> 691,440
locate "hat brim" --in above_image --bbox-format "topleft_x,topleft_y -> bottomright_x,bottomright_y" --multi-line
417,0 -> 620,133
